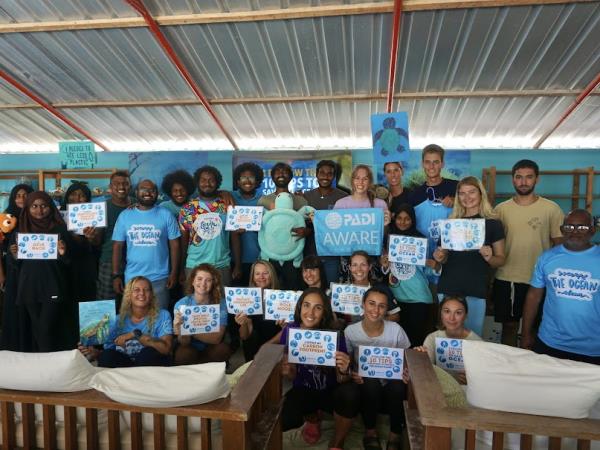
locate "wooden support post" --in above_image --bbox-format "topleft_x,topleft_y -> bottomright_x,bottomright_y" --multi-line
489,166 -> 497,205
107,410 -> 121,450
42,404 -> 57,450
21,403 -> 36,450
176,416 -> 188,450
129,412 -> 143,450
200,418 -> 211,450
492,432 -> 504,450
153,414 -> 165,450
572,172 -> 580,210
424,426 -> 451,450
585,167 -> 594,212
520,434 -> 533,450
549,437 -> 561,450
465,429 -> 476,450
577,439 -> 591,450
63,406 -> 78,450
85,408 -> 99,450
222,421 -> 251,450
1,401 -> 16,450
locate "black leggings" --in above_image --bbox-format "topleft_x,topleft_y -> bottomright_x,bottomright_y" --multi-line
358,378 -> 406,434
98,347 -> 172,368
282,383 -> 359,431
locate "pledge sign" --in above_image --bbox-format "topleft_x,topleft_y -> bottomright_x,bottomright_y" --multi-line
314,208 -> 384,256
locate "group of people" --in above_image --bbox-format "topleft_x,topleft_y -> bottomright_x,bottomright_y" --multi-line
0,143 -> 598,450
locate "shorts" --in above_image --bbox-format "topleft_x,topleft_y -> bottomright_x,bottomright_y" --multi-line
492,279 -> 529,322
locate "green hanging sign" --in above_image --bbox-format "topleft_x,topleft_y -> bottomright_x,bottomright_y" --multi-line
59,140 -> 97,169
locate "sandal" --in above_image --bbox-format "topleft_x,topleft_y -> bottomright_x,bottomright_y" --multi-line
363,435 -> 382,450
301,420 -> 321,445
386,436 -> 403,450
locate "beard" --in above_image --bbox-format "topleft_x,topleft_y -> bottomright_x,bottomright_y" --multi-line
514,185 -> 535,196
137,197 -> 156,207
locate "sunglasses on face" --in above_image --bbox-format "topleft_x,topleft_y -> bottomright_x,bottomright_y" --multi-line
560,224 -> 591,232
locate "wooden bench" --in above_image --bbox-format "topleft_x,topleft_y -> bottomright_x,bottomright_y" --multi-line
0,344 -> 284,450
403,349 -> 600,450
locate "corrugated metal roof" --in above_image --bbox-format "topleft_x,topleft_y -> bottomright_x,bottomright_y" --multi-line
0,0 -> 598,152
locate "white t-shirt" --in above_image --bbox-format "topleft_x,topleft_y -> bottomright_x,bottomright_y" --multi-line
345,320 -> 410,364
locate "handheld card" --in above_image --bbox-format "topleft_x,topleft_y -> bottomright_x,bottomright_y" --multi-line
264,289 -> 302,322
330,283 -> 367,315
17,233 -> 59,260
288,328 -> 337,367
225,206 -> 264,231
67,202 -> 107,232
224,287 -> 263,315
435,337 -> 464,371
79,300 -> 116,346
388,234 -> 427,266
358,346 -> 404,380
440,219 -> 485,251
179,304 -> 220,335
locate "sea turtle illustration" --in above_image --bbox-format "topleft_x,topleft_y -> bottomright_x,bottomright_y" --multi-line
258,192 -> 315,268
80,313 -> 111,344
373,117 -> 409,156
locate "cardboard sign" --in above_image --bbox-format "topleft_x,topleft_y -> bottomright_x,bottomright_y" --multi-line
17,233 -> 58,260
330,283 -> 367,315
193,213 -> 224,240
59,140 -> 97,169
288,328 -> 337,366
179,304 -> 220,335
79,300 -> 116,346
388,234 -> 427,266
440,219 -> 485,251
435,337 -> 465,371
358,345 -> 404,380
264,289 -> 301,322
314,208 -> 384,256
67,202 -> 106,232
224,287 -> 263,315
225,206 -> 264,231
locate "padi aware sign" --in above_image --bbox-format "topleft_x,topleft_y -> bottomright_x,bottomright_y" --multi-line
314,208 -> 384,256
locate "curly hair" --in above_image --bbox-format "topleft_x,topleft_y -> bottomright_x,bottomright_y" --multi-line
233,162 -> 264,190
293,287 -> 336,330
249,260 -> 279,289
160,170 -> 195,200
185,264 -> 223,304
194,165 -> 223,190
119,276 -> 159,329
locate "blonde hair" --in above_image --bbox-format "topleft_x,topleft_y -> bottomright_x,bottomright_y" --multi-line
185,264 -> 223,304
249,260 -> 279,290
351,164 -> 375,207
119,276 -> 159,329
450,176 -> 496,219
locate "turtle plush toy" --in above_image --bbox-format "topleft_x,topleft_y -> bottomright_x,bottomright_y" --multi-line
0,213 -> 17,244
258,193 -> 315,268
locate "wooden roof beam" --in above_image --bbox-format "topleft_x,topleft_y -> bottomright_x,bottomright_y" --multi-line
0,0 -> 593,34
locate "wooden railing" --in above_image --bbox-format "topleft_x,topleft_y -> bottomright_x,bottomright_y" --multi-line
404,350 -> 600,450
0,344 -> 283,450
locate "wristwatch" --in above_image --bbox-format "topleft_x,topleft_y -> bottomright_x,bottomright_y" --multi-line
132,329 -> 142,340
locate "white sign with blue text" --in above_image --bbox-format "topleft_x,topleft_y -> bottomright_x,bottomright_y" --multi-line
17,233 -> 58,260
388,235 -> 427,266
358,346 -> 404,380
264,289 -> 301,322
179,304 -> 220,335
288,329 -> 337,367
225,206 -> 264,231
224,287 -> 263,315
435,337 -> 464,371
440,219 -> 485,251
330,283 -> 367,315
67,202 -> 106,232
314,208 -> 384,256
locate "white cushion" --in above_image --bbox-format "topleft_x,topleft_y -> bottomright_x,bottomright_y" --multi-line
0,350 -> 97,392
463,341 -> 600,419
89,363 -> 230,408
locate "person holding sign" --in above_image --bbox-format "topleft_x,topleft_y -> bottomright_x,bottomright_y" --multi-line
345,287 -> 411,450
9,191 -> 74,352
79,276 -> 173,367
235,260 -> 281,361
279,288 -> 357,448
382,203 -> 439,346
173,264 -> 231,365
61,182 -> 99,302
433,177 -> 505,337
416,296 -> 482,384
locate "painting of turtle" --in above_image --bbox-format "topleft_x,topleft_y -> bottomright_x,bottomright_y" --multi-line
79,300 -> 116,346
371,112 -> 410,164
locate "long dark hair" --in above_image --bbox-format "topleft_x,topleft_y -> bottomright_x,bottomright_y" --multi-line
5,183 -> 34,216
293,287 -> 335,330
300,255 -> 328,290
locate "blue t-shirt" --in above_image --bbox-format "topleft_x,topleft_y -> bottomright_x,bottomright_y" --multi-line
159,200 -> 184,218
414,200 -> 452,261
389,263 -> 434,304
530,245 -> 600,357
104,309 -> 173,358
112,206 -> 181,282
232,190 -> 261,264
173,295 -> 228,351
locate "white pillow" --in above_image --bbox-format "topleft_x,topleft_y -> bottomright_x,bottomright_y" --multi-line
463,341 -> 600,419
89,362 -> 230,408
0,350 -> 97,392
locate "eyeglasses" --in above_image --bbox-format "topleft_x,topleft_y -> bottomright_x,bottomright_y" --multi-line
561,224 -> 592,232
239,176 -> 256,183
